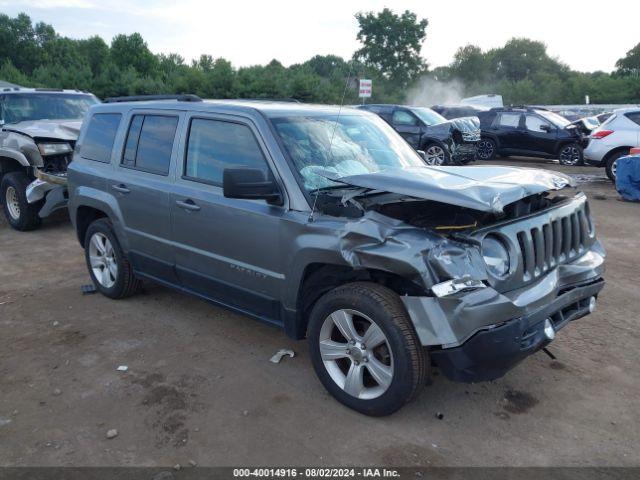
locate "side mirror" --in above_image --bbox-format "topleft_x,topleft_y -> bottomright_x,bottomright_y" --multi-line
540,124 -> 551,132
416,150 -> 427,161
223,168 -> 283,206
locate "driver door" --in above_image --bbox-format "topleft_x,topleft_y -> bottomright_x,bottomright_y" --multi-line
523,114 -> 557,155
390,108 -> 422,149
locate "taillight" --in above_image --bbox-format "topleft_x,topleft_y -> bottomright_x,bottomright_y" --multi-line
591,130 -> 613,139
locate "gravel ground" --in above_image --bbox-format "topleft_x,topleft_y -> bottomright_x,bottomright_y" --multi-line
0,159 -> 638,467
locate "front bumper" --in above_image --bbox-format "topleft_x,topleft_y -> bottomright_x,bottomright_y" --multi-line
26,170 -> 68,218
429,277 -> 604,382
401,239 -> 605,382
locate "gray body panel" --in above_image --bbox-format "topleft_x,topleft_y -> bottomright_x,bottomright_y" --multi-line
68,99 -> 605,348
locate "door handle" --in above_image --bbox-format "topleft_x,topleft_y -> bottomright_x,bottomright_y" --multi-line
175,199 -> 201,212
112,184 -> 130,194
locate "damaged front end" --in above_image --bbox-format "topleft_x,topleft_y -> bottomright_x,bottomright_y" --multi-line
426,116 -> 481,165
321,165 -> 605,383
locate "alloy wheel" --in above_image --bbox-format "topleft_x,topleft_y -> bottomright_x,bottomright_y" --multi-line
425,145 -> 446,165
559,145 -> 582,165
318,309 -> 394,400
5,186 -> 20,220
477,140 -> 494,160
88,232 -> 118,288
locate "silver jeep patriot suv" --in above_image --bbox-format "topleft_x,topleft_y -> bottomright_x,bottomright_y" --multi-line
68,95 -> 605,416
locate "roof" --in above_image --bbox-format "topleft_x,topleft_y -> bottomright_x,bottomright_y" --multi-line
612,106 -> 640,114
92,98 -> 369,118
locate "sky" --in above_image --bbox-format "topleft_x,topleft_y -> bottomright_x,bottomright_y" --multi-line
0,0 -> 636,73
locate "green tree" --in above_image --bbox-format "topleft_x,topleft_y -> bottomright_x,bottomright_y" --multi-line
616,43 -> 640,77
110,33 -> 158,76
353,8 -> 428,86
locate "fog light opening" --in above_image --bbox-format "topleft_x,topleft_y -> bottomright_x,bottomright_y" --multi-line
543,318 -> 555,341
588,296 -> 597,314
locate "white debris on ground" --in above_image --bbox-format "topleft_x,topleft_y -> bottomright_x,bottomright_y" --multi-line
269,349 -> 295,364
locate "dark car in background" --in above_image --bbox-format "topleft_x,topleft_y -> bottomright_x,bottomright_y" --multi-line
431,104 -> 487,120
358,104 -> 480,165
477,107 -> 587,165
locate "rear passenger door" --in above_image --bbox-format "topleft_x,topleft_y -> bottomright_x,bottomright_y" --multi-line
493,112 -> 523,150
170,113 -> 286,323
112,110 -> 183,283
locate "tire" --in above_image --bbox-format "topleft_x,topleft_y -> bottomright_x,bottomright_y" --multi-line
84,218 -> 141,299
558,143 -> 584,166
477,138 -> 497,160
1,172 -> 42,231
308,282 -> 428,416
605,151 -> 626,182
422,143 -> 450,166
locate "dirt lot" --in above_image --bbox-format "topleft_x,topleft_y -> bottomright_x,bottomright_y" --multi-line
0,159 -> 638,467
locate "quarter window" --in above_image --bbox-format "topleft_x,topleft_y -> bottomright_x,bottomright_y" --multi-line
625,112 -> 640,126
499,113 -> 521,128
81,113 -> 122,163
184,118 -> 267,185
121,114 -> 178,175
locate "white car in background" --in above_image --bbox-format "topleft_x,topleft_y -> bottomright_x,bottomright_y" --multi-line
584,107 -> 640,180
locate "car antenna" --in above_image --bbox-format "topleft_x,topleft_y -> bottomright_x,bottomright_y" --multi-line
308,62 -> 354,223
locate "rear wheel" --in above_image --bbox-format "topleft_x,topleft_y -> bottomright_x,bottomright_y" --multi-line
308,282 -> 428,416
477,138 -> 497,160
558,143 -> 584,166
1,172 -> 42,231
84,218 -> 141,299
605,151 -> 626,182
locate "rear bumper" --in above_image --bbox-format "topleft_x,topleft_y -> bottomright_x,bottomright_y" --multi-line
430,277 -> 604,382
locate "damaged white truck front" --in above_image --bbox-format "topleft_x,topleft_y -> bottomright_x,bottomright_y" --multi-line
0,88 -> 98,230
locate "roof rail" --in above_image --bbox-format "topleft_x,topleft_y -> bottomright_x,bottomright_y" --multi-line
104,94 -> 203,103
241,98 -> 301,103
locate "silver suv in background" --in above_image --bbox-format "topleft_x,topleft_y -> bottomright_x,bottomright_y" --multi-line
584,107 -> 640,180
0,87 -> 99,230
68,96 -> 605,416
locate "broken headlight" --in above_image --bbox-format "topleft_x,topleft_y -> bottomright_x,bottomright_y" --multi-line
38,142 -> 73,156
482,235 -> 510,277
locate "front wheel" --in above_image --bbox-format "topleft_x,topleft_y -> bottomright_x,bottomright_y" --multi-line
422,144 -> 449,166
477,138 -> 497,160
558,143 -> 584,166
308,282 -> 428,416
1,172 -> 42,231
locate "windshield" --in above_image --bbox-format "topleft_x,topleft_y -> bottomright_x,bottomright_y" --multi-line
1,93 -> 98,124
271,114 -> 425,191
409,107 -> 446,126
537,110 -> 571,128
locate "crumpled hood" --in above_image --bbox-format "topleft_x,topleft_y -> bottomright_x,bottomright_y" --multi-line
335,165 -> 575,214
425,116 -> 480,135
1,119 -> 81,141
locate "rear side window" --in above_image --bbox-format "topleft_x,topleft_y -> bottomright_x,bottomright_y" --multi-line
498,113 -> 521,128
81,113 -> 121,163
121,114 -> 178,175
625,112 -> 640,126
184,118 -> 267,185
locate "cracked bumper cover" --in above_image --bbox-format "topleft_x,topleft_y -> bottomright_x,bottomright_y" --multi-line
401,241 -> 605,382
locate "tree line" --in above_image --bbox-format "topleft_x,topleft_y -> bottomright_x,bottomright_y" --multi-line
1,10 -> 639,105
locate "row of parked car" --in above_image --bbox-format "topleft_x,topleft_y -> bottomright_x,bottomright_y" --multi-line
363,102 -> 640,181
0,89 -> 607,416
